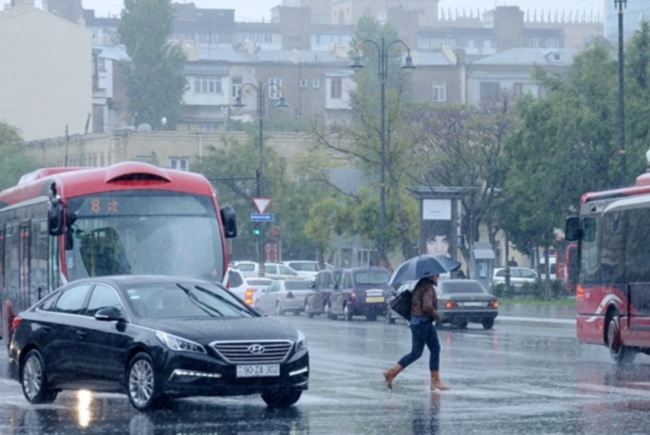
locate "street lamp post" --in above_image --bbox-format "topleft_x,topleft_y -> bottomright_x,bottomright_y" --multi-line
233,82 -> 288,277
616,0 -> 627,187
350,36 -> 415,266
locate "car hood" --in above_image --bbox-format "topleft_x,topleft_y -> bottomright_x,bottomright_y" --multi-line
139,317 -> 300,343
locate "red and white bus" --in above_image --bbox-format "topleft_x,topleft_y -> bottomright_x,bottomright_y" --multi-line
0,162 -> 236,345
565,167 -> 650,364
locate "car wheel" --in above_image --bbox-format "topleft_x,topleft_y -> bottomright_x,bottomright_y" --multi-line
275,303 -> 284,316
482,318 -> 495,330
344,305 -> 353,321
261,388 -> 303,408
127,353 -> 164,412
386,307 -> 395,324
305,303 -> 315,318
20,349 -> 58,404
606,310 -> 636,365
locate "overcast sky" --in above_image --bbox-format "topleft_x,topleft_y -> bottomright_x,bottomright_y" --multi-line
37,0 -> 605,22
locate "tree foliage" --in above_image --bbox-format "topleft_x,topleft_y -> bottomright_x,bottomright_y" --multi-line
118,0 -> 187,129
0,122 -> 38,191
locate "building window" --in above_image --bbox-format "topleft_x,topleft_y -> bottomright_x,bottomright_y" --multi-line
300,78 -> 308,88
169,158 -> 189,171
480,82 -> 500,102
194,77 -> 222,94
313,79 -> 320,89
513,83 -> 540,98
268,78 -> 283,99
418,37 -> 430,48
330,78 -> 342,99
432,81 -> 446,102
231,77 -> 242,98
484,39 -> 493,49
529,38 -> 539,48
198,123 -> 219,132
551,52 -> 562,62
547,39 -> 559,48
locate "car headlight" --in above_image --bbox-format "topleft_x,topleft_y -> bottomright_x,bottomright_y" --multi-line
156,331 -> 206,354
295,330 -> 308,352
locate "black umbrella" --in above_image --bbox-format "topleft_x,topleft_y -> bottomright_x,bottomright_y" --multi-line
390,255 -> 461,288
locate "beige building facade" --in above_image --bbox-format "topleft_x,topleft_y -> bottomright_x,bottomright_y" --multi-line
0,1 -> 92,141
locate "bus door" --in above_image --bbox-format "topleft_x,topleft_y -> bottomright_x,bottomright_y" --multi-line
622,208 -> 650,331
31,219 -> 49,300
19,223 -> 30,309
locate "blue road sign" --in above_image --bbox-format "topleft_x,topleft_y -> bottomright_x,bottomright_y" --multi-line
250,213 -> 275,222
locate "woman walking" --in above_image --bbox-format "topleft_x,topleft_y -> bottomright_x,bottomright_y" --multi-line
383,274 -> 449,391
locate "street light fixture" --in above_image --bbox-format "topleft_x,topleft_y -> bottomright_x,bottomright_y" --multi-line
615,0 -> 627,187
232,81 -> 288,276
349,36 -> 415,266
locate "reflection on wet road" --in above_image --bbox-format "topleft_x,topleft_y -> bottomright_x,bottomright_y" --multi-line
2,315 -> 650,434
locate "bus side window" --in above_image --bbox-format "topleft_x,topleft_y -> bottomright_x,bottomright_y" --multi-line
48,230 -> 61,290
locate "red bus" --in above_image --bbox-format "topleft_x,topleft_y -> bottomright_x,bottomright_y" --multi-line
0,162 -> 236,345
565,168 -> 650,364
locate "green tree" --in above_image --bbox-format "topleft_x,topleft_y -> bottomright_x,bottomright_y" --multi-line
118,0 -> 187,129
0,122 -> 39,191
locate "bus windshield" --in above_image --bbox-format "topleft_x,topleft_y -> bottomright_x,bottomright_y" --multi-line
65,191 -> 225,282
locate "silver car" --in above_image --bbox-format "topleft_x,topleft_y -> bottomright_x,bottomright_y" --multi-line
254,279 -> 314,315
492,267 -> 538,290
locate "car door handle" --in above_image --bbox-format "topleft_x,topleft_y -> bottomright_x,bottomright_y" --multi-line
76,330 -> 87,338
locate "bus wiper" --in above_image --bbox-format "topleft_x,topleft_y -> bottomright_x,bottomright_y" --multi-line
194,285 -> 250,316
177,284 -> 223,317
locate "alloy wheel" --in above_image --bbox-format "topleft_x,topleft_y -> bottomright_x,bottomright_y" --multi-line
129,359 -> 155,408
23,354 -> 43,401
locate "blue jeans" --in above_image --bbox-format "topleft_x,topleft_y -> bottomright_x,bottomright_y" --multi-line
397,321 -> 440,371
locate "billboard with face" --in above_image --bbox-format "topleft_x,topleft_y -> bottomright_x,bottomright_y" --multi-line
421,199 -> 455,259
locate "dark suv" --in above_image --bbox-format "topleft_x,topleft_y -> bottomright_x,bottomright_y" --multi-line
304,269 -> 342,318
329,267 -> 392,321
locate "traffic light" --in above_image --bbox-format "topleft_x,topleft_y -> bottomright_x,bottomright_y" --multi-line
253,228 -> 261,236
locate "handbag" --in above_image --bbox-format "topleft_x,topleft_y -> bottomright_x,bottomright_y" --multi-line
389,289 -> 412,320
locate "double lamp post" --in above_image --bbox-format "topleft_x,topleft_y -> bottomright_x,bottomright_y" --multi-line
233,82 -> 288,277
350,37 -> 415,265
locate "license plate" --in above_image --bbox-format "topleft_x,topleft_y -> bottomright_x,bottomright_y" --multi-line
236,365 -> 280,378
463,302 -> 485,307
366,297 -> 385,303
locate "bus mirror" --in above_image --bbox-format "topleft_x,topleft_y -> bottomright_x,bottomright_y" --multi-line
221,206 -> 237,239
565,217 -> 580,242
48,199 -> 65,236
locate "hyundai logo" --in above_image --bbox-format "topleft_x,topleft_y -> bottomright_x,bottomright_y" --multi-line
248,344 -> 266,355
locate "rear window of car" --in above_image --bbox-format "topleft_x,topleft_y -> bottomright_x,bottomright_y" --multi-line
440,282 -> 486,294
237,264 -> 255,272
284,281 -> 313,290
495,269 -> 506,277
229,270 -> 244,287
354,271 -> 390,285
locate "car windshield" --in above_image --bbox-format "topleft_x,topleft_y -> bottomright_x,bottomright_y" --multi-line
291,263 -> 319,272
440,282 -> 486,294
65,191 -> 225,282
125,281 -> 255,319
284,281 -> 313,290
354,271 -> 390,285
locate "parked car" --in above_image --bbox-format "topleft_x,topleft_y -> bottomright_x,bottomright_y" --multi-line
255,279 -> 315,316
232,261 -> 305,280
435,279 -> 499,329
304,269 -> 343,318
329,267 -> 393,321
222,269 -> 273,306
9,275 -> 309,411
282,261 -> 334,279
492,267 -> 538,290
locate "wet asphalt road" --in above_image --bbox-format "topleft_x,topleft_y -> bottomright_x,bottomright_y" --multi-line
2,310 -> 650,435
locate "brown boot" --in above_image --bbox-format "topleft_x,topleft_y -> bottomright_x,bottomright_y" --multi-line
430,371 -> 450,391
383,364 -> 403,390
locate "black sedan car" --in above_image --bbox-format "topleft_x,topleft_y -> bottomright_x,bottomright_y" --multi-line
329,267 -> 393,321
9,275 -> 309,411
435,279 -> 499,330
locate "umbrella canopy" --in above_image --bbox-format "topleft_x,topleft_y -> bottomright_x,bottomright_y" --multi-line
390,255 -> 461,287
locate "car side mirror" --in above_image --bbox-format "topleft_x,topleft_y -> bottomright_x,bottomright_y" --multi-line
221,206 -> 237,239
48,197 -> 65,236
95,307 -> 123,322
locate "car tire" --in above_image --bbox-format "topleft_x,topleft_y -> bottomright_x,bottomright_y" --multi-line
606,309 -> 636,365
482,318 -> 495,330
344,305 -> 353,321
20,349 -> 58,404
127,353 -> 165,412
275,303 -> 284,316
261,388 -> 303,408
386,307 -> 395,324
454,319 -> 468,329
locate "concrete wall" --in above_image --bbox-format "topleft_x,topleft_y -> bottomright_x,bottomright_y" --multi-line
0,5 -> 92,141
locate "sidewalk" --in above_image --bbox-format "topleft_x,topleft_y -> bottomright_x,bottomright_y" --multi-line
496,303 -> 576,325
